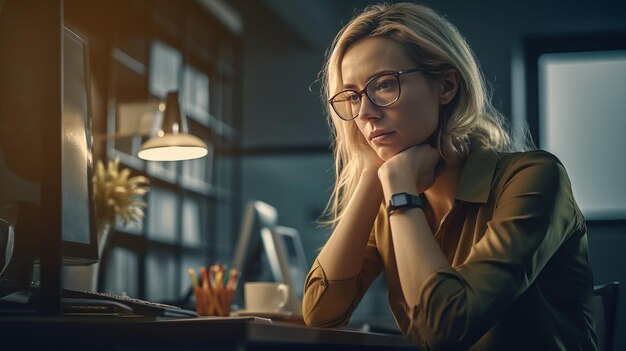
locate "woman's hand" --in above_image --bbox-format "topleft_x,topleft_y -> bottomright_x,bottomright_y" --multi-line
359,138 -> 384,172
377,144 -> 441,196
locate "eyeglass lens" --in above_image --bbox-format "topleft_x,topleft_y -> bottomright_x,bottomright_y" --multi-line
332,74 -> 400,120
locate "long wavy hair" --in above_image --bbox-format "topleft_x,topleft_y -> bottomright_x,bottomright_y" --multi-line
321,2 -> 532,228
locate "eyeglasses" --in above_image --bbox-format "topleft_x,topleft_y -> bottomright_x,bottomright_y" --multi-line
328,68 -> 422,121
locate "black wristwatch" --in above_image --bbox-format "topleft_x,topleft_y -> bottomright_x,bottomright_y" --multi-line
387,192 -> 424,216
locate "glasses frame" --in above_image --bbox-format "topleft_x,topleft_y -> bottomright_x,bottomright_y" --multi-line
328,68 -> 422,121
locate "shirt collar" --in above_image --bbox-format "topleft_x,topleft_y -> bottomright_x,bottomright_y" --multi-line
455,147 -> 499,203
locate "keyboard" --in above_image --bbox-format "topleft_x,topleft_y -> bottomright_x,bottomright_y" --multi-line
62,289 -> 197,318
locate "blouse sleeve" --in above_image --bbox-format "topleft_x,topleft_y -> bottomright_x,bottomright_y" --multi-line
408,151 -> 579,349
302,220 -> 384,328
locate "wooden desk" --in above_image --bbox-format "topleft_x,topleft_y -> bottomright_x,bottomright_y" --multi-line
0,316 -> 419,350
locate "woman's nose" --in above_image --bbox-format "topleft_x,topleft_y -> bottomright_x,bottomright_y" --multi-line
357,95 -> 381,121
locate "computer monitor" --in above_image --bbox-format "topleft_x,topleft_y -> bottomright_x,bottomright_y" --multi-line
231,200 -> 278,290
59,25 -> 98,264
265,226 -> 308,316
0,0 -> 97,312
231,200 -> 308,314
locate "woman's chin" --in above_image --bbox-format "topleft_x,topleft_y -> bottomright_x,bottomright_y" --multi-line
376,144 -> 408,161
376,150 -> 394,162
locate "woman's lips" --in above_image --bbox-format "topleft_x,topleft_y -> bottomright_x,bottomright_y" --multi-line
370,131 -> 395,143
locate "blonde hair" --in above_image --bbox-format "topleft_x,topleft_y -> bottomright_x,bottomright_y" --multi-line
321,2 -> 532,227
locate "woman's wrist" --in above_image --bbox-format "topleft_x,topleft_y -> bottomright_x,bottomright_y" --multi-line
382,185 -> 419,204
378,169 -> 418,202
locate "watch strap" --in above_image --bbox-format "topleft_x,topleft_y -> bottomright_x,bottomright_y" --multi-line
387,192 -> 424,216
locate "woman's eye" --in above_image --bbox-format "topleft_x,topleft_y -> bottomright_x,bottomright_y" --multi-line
347,93 -> 360,104
376,79 -> 395,91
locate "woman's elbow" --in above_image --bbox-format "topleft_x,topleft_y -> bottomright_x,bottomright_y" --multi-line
409,281 -> 477,349
303,306 -> 351,328
407,317 -> 474,351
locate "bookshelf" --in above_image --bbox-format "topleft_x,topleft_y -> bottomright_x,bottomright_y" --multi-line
65,0 -> 242,304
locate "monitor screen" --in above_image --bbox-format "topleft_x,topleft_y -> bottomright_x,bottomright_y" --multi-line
60,26 -> 97,262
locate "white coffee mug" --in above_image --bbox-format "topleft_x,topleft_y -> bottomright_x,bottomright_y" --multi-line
244,282 -> 289,312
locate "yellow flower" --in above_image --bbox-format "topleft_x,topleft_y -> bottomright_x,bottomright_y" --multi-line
93,157 -> 150,227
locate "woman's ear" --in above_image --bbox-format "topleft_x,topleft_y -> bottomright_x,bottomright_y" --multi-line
439,69 -> 459,105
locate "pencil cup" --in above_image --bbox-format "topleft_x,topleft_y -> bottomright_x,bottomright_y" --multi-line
194,287 -> 235,317
188,265 -> 238,316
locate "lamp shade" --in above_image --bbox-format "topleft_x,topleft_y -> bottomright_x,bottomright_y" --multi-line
138,133 -> 208,161
138,92 -> 208,161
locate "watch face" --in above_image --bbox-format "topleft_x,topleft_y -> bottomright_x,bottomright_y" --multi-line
391,193 -> 410,206
389,193 -> 424,211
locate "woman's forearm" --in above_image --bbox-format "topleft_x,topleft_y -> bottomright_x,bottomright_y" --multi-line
378,170 -> 448,306
316,169 -> 383,280
387,208 -> 449,306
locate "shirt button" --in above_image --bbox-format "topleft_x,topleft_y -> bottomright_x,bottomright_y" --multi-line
320,280 -> 327,288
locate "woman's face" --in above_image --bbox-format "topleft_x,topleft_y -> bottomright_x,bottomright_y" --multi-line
340,37 -> 443,161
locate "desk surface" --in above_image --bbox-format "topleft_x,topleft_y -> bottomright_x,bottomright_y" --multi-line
0,315 -> 419,350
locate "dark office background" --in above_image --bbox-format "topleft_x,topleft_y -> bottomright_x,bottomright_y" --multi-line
229,0 -> 626,349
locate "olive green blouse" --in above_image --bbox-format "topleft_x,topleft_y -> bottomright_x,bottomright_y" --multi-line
302,149 -> 597,351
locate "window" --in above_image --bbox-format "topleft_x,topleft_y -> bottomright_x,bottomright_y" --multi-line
524,32 -> 626,221
539,51 -> 626,219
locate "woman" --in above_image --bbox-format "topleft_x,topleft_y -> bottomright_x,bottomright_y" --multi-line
302,3 -> 597,350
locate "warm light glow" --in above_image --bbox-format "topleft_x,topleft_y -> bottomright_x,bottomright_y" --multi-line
138,132 -> 208,161
138,145 -> 208,161
158,102 -> 166,112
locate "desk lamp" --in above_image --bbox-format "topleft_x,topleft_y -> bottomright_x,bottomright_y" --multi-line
137,92 -> 208,161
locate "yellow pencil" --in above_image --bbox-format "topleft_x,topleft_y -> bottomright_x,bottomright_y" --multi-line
226,268 -> 238,290
215,270 -> 224,289
199,267 -> 209,289
187,268 -> 198,289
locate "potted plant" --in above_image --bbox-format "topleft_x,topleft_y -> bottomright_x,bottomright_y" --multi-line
63,157 -> 149,291
92,157 -> 150,256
